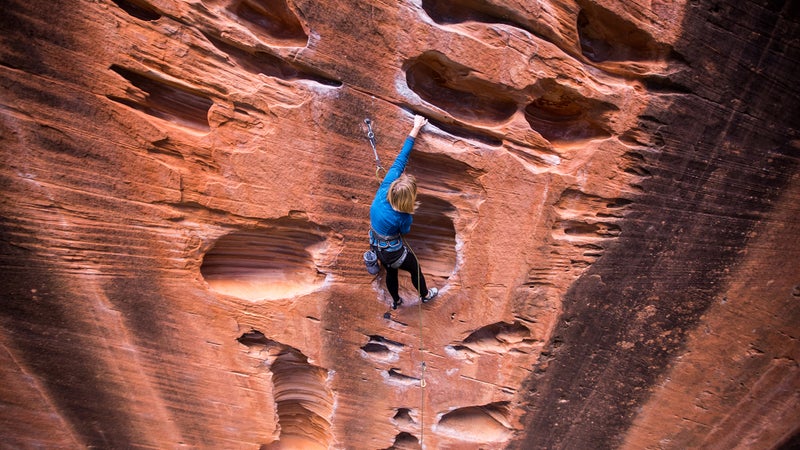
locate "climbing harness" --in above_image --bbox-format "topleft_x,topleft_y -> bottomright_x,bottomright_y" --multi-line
364,118 -> 385,179
370,228 -> 408,270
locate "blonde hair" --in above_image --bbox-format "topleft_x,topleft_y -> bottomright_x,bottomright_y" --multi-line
388,174 -> 419,213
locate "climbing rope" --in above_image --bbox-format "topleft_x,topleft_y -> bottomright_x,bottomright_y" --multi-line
418,300 -> 426,446
404,239 -> 427,445
364,118 -> 386,180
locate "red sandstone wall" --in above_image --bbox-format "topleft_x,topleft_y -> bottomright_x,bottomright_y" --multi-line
1,0 -> 798,448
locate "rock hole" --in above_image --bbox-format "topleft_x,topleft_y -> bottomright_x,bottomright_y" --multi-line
393,408 -> 416,425
228,0 -> 308,46
606,198 -> 633,209
268,357 -> 332,449
641,74 -> 693,94
362,342 -> 390,355
422,0 -> 511,25
406,51 -> 517,125
559,220 -> 621,238
243,338 -> 332,450
576,2 -> 671,62
239,331 -> 333,449
204,32 -> 341,87
110,0 -> 161,21
238,329 -> 271,346
361,335 -> 404,362
384,431 -> 420,449
108,65 -> 212,132
524,80 -> 616,142
200,218 -> 335,301
452,321 -> 536,355
386,368 -> 420,385
408,194 -> 457,280
420,0 -> 549,43
435,402 -> 512,443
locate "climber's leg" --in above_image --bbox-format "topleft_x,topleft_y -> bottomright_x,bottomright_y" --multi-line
384,265 -> 402,308
399,250 -> 428,299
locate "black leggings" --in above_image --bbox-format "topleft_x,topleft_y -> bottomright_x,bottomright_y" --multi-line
380,248 -> 428,303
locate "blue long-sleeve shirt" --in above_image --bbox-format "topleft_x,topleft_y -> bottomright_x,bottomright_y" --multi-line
369,136 -> 416,247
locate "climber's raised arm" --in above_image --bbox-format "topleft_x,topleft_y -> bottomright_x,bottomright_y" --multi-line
381,115 -> 428,187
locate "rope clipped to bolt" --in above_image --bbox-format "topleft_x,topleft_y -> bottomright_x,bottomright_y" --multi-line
364,118 -> 386,180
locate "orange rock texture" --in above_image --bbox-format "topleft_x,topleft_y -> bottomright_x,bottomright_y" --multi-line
1,0 -> 798,448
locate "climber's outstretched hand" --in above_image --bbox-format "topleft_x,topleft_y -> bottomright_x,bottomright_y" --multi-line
410,115 -> 428,138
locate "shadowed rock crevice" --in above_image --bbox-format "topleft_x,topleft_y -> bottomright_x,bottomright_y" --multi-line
227,0 -> 308,46
407,194 -> 457,279
384,431 -> 420,449
201,219 -> 336,301
524,79 -> 618,142
406,51 -> 517,124
108,65 -> 213,132
435,402 -> 512,443
110,0 -> 161,21
641,74 -> 693,94
203,32 -> 341,86
392,408 -> 416,426
406,52 -> 619,144
556,220 -> 621,238
420,0 -> 553,44
422,0 -> 511,25
360,335 -> 404,362
576,1 -> 675,63
386,368 -> 421,386
238,331 -> 333,450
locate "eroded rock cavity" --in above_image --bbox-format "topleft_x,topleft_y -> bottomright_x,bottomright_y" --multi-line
238,330 -> 333,449
201,219 -> 337,301
435,402 -> 512,443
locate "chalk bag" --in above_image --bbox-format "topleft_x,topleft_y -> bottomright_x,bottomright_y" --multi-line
364,250 -> 380,275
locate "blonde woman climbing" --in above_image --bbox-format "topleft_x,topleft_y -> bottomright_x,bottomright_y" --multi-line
368,114 -> 438,309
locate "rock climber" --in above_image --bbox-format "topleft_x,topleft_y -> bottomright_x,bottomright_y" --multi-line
369,114 -> 438,310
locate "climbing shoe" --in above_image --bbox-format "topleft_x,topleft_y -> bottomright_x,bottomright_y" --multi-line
422,287 -> 438,303
392,298 -> 403,310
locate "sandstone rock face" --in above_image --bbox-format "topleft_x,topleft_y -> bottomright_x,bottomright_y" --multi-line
1,0 -> 798,448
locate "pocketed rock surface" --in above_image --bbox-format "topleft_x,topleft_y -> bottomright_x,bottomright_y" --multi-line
1,0 -> 798,448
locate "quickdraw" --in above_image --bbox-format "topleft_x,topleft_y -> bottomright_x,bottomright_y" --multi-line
364,118 -> 385,180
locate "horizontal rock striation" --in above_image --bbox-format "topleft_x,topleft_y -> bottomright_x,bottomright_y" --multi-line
0,0 -> 798,448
